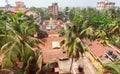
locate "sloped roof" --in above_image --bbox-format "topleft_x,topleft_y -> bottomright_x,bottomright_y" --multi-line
84,39 -> 120,58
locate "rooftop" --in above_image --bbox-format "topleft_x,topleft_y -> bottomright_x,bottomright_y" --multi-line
41,49 -> 67,63
38,30 -> 66,63
84,39 -> 120,63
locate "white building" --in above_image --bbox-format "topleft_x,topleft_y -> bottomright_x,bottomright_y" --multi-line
96,0 -> 115,10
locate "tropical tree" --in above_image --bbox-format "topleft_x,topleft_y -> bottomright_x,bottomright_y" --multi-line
61,24 -> 85,73
37,29 -> 48,38
0,11 -> 43,74
30,7 -> 44,19
103,60 -> 120,74
61,14 -> 94,73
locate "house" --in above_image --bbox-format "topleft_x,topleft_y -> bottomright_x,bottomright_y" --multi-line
41,18 -> 65,32
84,39 -> 120,64
48,3 -> 59,19
83,39 -> 120,73
96,0 -> 115,10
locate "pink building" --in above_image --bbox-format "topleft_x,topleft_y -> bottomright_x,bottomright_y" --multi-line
96,0 -> 115,10
48,3 -> 59,19
15,1 -> 27,12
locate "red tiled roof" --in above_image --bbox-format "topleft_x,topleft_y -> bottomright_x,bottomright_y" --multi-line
41,49 -> 67,63
38,31 -> 66,63
84,39 -> 120,58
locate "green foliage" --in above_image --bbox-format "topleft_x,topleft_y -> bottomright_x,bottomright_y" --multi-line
58,11 -> 64,20
61,23 -> 89,60
104,60 -> 120,74
0,11 -> 43,74
40,61 -> 55,74
66,7 -> 120,73
30,7 -> 51,20
37,29 -> 48,38
59,29 -> 65,37
30,7 -> 44,18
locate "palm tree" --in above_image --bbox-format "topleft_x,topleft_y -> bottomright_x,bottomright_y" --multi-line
61,15 -> 94,73
103,60 -> 120,74
110,19 -> 120,35
108,18 -> 120,48
60,7 -> 120,73
0,11 -> 43,74
61,24 -> 85,73
95,30 -> 109,44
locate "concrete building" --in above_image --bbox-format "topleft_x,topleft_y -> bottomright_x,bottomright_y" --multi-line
41,18 -> 65,32
96,0 -> 115,10
48,3 -> 59,19
48,6 -> 53,14
0,3 -> 14,11
15,1 -> 28,12
0,1 -> 28,12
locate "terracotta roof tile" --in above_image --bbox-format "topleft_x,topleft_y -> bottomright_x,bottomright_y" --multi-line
41,49 -> 67,63
84,39 -> 120,58
38,32 -> 66,63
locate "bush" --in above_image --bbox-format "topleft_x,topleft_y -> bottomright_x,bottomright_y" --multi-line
59,29 -> 65,37
37,30 -> 48,38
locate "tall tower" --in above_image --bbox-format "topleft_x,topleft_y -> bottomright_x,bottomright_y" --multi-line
48,3 -> 58,19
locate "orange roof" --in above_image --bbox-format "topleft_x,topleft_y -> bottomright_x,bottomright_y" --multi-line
41,49 -> 67,63
84,39 -> 120,58
38,31 -> 66,63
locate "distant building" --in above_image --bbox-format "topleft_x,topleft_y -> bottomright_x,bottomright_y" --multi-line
0,1 -> 28,13
16,1 -> 25,8
96,0 -> 115,10
0,4 -> 14,11
48,6 -> 53,14
15,1 -> 28,12
48,3 -> 59,19
13,1 -> 39,17
41,18 -> 65,32
0,1 -> 41,22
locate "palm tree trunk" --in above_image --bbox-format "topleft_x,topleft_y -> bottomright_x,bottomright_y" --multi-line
70,57 -> 73,74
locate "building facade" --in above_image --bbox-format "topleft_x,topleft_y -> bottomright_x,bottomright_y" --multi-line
15,1 -> 28,12
48,3 -> 59,19
96,0 -> 115,10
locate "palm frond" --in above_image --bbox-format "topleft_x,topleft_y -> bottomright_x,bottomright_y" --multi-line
1,41 -> 13,53
26,37 -> 43,47
2,42 -> 18,68
36,55 -> 42,70
104,63 -> 120,74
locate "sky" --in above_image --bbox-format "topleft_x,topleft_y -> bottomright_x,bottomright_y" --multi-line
0,0 -> 120,8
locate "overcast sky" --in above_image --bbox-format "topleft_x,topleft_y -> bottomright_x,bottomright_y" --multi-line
0,0 -> 119,8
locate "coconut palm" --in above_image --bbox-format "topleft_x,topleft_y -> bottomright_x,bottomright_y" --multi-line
0,11 -> 43,74
103,60 -> 120,74
95,30 -> 109,44
110,19 -> 120,35
61,24 -> 85,73
61,15 -> 94,73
